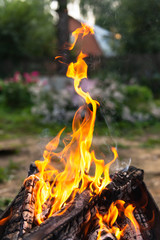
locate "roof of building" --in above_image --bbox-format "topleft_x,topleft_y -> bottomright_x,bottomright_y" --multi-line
68,16 -> 116,57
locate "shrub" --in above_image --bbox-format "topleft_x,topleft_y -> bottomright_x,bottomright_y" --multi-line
2,82 -> 32,109
0,71 -> 39,109
0,0 -> 56,61
31,77 -> 125,123
141,73 -> 160,99
124,85 -> 153,113
31,76 -> 160,124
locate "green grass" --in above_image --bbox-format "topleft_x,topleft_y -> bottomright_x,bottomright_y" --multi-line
0,160 -> 20,183
140,138 -> 160,148
95,120 -> 160,139
145,122 -> 160,134
0,107 -> 65,140
94,121 -> 143,139
0,198 -> 12,210
1,105 -> 160,142
117,143 -> 130,149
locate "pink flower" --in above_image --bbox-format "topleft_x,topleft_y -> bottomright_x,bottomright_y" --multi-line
31,71 -> 39,77
31,71 -> 39,83
23,72 -> 32,83
42,79 -> 48,86
13,71 -> 21,82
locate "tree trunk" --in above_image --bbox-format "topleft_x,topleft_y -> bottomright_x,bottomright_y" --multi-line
57,0 -> 69,75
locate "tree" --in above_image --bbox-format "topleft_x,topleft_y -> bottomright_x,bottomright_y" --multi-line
57,0 -> 69,74
80,0 -> 160,54
0,0 -> 56,61
80,0 -> 117,31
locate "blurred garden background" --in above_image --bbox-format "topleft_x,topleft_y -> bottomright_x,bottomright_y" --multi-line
0,0 -> 160,209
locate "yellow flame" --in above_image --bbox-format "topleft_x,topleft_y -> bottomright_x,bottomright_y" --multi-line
69,23 -> 94,50
96,200 -> 126,240
96,200 -> 140,239
32,23 -> 118,225
124,204 -> 139,232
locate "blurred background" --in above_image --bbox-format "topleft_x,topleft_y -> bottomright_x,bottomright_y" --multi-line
0,0 -> 160,209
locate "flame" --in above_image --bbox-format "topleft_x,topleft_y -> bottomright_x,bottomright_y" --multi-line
96,200 -> 126,240
31,23 -> 118,225
69,23 -> 94,50
23,22 -> 142,240
0,210 -> 12,226
124,204 -> 139,232
96,201 -> 139,239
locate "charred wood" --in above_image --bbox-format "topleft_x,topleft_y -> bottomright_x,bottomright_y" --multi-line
0,176 -> 38,240
22,166 -> 148,240
0,163 -> 39,240
22,189 -> 97,240
0,165 -> 160,240
126,180 -> 160,240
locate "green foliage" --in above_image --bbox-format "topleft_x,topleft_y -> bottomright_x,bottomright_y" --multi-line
154,99 -> 160,107
94,119 -> 159,139
0,198 -> 12,209
124,85 -> 153,113
117,143 -> 130,149
80,0 -> 117,31
0,0 -> 56,61
0,71 -> 40,109
115,0 -> 160,53
0,167 -> 9,183
0,105 -> 64,140
0,81 -> 32,109
80,0 -> 160,54
140,73 -> 160,99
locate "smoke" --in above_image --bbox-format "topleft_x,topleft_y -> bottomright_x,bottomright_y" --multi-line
99,104 -> 132,173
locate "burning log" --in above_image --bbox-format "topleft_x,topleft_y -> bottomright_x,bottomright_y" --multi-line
76,166 -> 160,240
0,165 -> 159,240
23,189 -> 94,240
0,164 -> 39,240
23,166 -> 141,240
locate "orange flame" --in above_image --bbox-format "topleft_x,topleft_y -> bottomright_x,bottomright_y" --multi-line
96,200 -> 140,239
69,23 -> 94,50
32,23 -> 118,225
124,204 -> 139,232
96,200 -> 126,240
0,210 -> 12,226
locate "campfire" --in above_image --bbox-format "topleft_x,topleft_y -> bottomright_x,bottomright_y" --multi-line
0,24 -> 160,240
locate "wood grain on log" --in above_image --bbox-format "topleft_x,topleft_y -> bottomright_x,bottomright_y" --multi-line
0,176 -> 38,240
23,189 -> 97,240
0,163 -> 39,240
22,166 -> 146,240
0,165 -> 160,240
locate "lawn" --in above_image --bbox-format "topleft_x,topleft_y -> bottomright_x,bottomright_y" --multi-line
0,107 -> 65,140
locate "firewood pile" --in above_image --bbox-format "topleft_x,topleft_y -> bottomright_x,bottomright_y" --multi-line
0,164 -> 160,240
